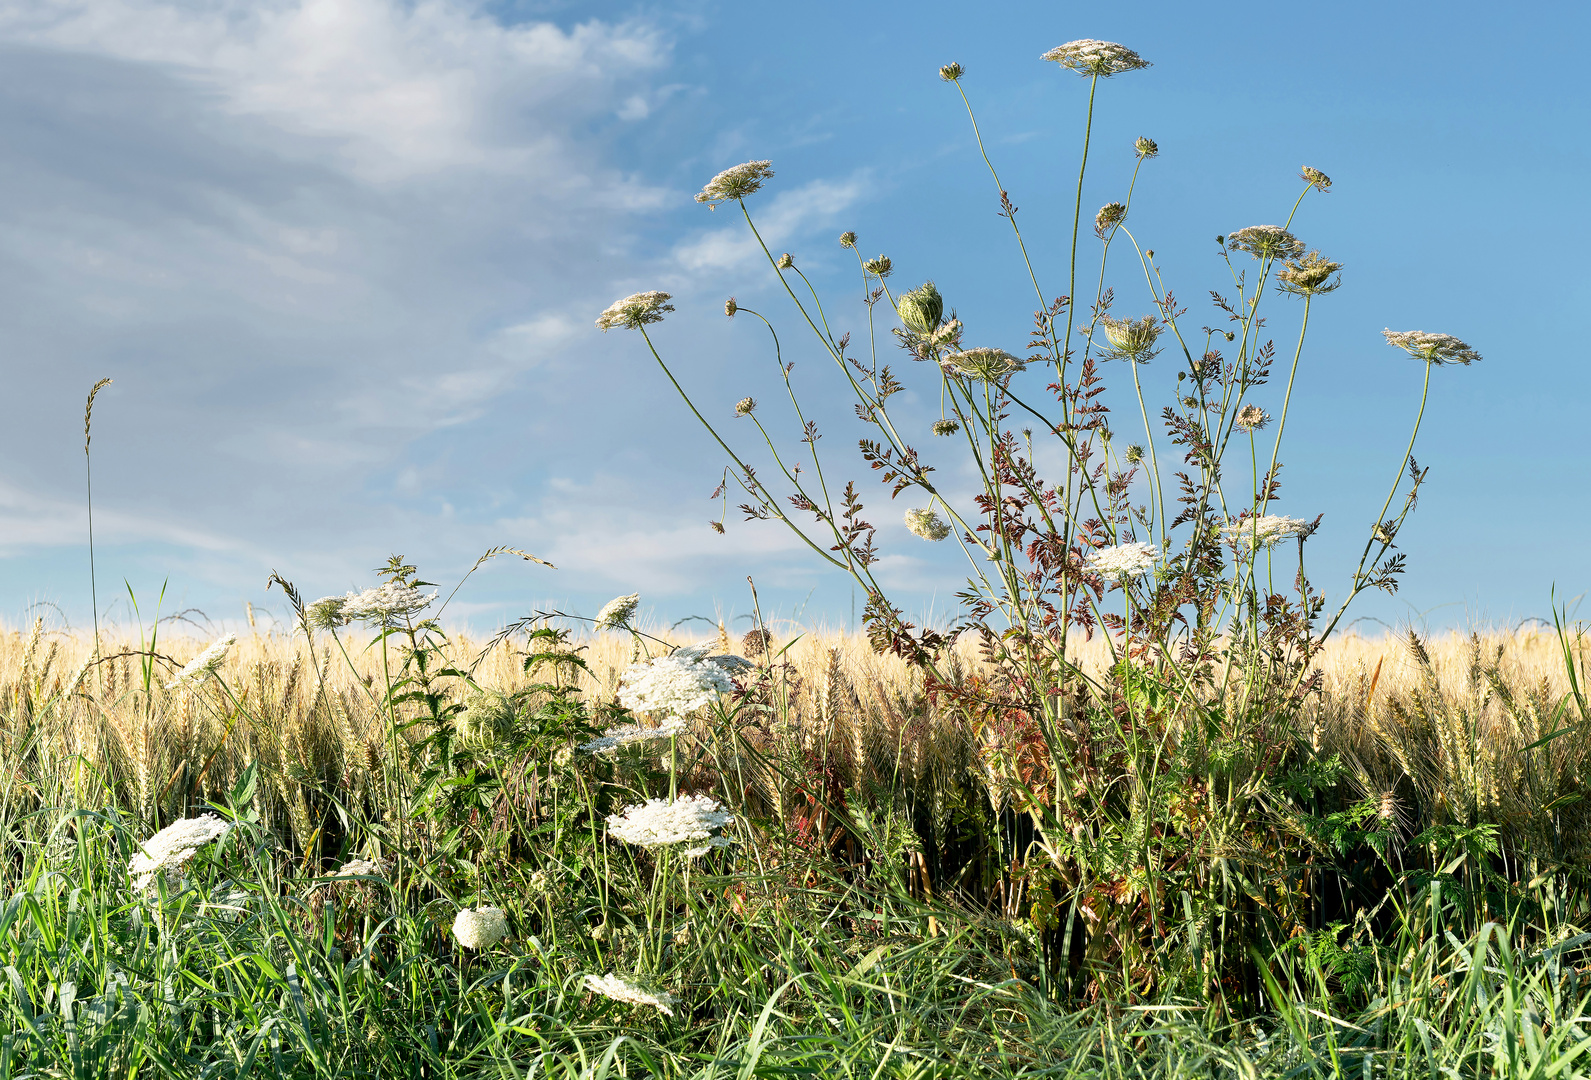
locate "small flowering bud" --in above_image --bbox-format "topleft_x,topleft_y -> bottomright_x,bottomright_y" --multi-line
1145,249 -> 1155,259
1224,331 -> 1235,341
863,255 -> 893,278
724,297 -> 738,318
1124,444 -> 1144,465
1094,202 -> 1126,237
904,508 -> 952,541
932,419 -> 960,436
939,62 -> 964,81
1300,165 -> 1332,192
1215,235 -> 1225,246
839,231 -> 857,248
776,252 -> 794,270
896,281 -> 944,334
735,397 -> 757,417
1134,136 -> 1158,158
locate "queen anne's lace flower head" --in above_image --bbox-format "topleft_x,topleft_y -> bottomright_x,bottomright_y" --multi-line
1135,136 -> 1159,159
695,160 -> 774,207
617,650 -> 733,717
583,973 -> 678,1015
452,906 -> 507,949
1042,40 -> 1151,76
129,814 -> 232,892
1277,251 -> 1343,296
1225,514 -> 1313,552
596,291 -> 674,331
1095,202 -> 1126,236
306,596 -> 349,630
904,508 -> 952,541
453,688 -> 518,749
607,794 -> 735,851
595,593 -> 640,630
1233,404 -> 1271,430
735,397 -> 757,417
862,255 -> 892,278
939,62 -> 964,82
1300,165 -> 1332,192
1086,542 -> 1158,583
1227,226 -> 1305,261
340,583 -> 436,625
165,635 -> 237,691
932,419 -> 960,436
897,281 -> 944,335
330,858 -> 387,879
1098,316 -> 1160,361
579,715 -> 688,755
1382,329 -> 1481,366
942,347 -> 1024,381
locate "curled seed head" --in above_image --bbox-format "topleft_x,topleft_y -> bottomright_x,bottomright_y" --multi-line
734,397 -> 757,417
939,62 -> 964,81
863,255 -> 893,278
1135,136 -> 1158,158
1094,202 -> 1127,237
724,297 -> 738,318
839,231 -> 857,248
897,281 -> 944,334
776,252 -> 794,270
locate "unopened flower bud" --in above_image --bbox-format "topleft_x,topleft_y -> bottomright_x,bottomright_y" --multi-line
939,62 -> 964,82
839,231 -> 857,248
735,397 -> 756,417
1300,165 -> 1332,192
863,255 -> 893,278
896,281 -> 944,334
1095,202 -> 1126,236
724,297 -> 738,318
1124,444 -> 1144,465
776,252 -> 794,270
1134,136 -> 1158,158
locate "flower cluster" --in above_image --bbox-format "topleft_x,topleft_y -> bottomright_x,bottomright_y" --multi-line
862,255 -> 892,277
452,906 -> 507,949
165,634 -> 237,691
607,794 -> 735,855
694,160 -> 774,207
931,419 -> 960,436
596,291 -> 674,332
1224,514 -> 1313,552
1233,404 -> 1271,430
1097,315 -> 1160,360
330,858 -> 387,879
904,508 -> 952,541
453,688 -> 518,749
129,814 -> 232,892
1086,541 -> 1158,583
1135,136 -> 1159,159
1300,165 -> 1332,192
942,347 -> 1023,381
896,281 -> 944,334
735,397 -> 757,417
1094,202 -> 1126,236
938,62 -> 964,82
1382,330 -> 1482,366
1226,226 -> 1305,260
578,715 -> 687,755
617,649 -> 734,717
339,583 -> 436,625
1277,251 -> 1343,296
1042,39 -> 1151,76
583,973 -> 678,1015
595,592 -> 640,630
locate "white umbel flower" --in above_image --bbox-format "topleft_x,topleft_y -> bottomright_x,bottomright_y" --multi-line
165,634 -> 237,691
617,650 -> 733,718
595,593 -> 640,630
1041,40 -> 1151,76
452,906 -> 508,950
904,508 -> 952,541
129,814 -> 232,892
1382,329 -> 1481,366
579,716 -> 688,755
694,160 -> 775,207
339,583 -> 436,625
583,973 -> 678,1015
1085,542 -> 1158,583
596,291 -> 674,331
607,794 -> 734,850
329,858 -> 387,879
1225,514 -> 1311,552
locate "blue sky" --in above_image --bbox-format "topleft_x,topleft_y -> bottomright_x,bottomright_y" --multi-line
0,0 -> 1585,639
